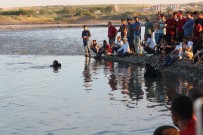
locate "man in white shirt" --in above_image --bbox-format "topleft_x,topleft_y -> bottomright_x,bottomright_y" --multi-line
182,37 -> 193,60
113,36 -> 123,53
143,35 -> 155,54
117,38 -> 130,57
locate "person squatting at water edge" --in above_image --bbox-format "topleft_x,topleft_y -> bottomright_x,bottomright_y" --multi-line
112,36 -> 123,54
93,40 -> 112,59
82,25 -> 91,57
90,39 -> 100,54
116,38 -> 130,57
85,10 -> 203,65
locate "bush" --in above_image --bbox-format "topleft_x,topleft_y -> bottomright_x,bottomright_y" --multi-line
0,9 -> 34,16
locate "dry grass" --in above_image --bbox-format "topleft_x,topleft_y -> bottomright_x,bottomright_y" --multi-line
0,15 -> 54,24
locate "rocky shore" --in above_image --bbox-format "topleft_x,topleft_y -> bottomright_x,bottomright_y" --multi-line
101,55 -> 203,81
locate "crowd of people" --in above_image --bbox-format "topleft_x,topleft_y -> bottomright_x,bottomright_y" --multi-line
82,10 -> 203,65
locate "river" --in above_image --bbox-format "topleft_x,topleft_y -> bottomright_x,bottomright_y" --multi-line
0,27 -> 200,135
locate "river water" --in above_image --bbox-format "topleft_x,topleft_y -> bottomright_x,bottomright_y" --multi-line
0,27 -> 201,135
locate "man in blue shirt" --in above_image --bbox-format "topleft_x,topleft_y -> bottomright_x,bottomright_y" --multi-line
132,17 -> 142,55
182,11 -> 194,41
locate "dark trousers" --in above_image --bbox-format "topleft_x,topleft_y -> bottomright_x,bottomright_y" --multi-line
117,51 -> 129,57
112,46 -> 120,53
83,40 -> 90,54
144,47 -> 155,54
127,36 -> 134,52
109,37 -> 116,47
166,34 -> 174,45
177,31 -> 184,42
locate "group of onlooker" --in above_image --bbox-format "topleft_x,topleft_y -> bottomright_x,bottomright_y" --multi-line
82,10 -> 203,64
81,10 -> 203,135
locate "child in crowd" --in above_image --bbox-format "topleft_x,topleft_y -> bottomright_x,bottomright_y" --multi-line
159,38 -> 176,58
117,38 -> 130,57
182,37 -> 193,61
155,37 -> 167,55
112,36 -> 123,53
164,40 -> 183,66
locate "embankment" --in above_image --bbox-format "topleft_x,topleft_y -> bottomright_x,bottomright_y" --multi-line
101,55 -> 203,81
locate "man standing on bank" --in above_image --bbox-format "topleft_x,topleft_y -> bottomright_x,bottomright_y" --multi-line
108,21 -> 117,47
82,25 -> 91,57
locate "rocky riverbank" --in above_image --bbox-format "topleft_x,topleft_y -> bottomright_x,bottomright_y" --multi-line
101,55 -> 203,81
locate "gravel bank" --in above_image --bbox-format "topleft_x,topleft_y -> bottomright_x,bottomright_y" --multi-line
101,55 -> 203,81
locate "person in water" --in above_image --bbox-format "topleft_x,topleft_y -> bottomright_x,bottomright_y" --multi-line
50,60 -> 61,73
50,60 -> 61,68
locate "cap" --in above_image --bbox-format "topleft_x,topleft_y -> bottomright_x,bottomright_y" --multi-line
196,24 -> 202,32
177,13 -> 182,17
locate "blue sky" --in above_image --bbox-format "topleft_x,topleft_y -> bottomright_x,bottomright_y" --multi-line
1,0 -> 202,8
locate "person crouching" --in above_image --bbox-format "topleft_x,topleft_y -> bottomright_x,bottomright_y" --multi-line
94,40 -> 112,59
117,38 -> 130,57
90,39 -> 100,54
112,36 -> 123,54
143,34 -> 155,54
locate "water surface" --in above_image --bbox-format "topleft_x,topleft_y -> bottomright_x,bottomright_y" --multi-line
0,28 -> 200,135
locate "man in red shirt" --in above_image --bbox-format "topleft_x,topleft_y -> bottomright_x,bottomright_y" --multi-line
171,95 -> 196,135
108,21 -> 117,47
165,14 -> 177,45
176,13 -> 187,42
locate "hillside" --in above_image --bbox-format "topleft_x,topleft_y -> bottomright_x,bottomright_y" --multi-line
0,3 -> 202,25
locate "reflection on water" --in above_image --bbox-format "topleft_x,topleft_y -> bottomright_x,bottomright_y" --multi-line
0,55 -> 202,135
82,58 -> 199,109
83,58 -> 92,91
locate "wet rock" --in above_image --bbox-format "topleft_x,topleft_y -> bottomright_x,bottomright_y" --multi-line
101,55 -> 202,81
